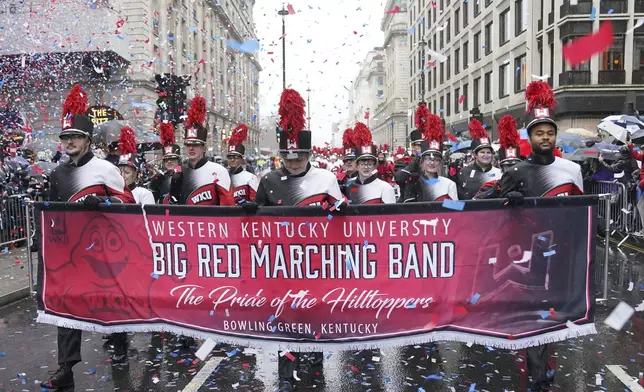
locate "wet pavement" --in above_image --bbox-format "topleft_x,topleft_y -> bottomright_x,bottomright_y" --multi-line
0,240 -> 643,392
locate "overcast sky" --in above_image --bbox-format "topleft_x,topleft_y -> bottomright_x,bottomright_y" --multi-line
253,1 -> 386,146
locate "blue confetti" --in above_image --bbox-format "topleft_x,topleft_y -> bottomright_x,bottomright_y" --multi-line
470,293 -> 481,304
385,377 -> 391,383
328,214 -> 333,220
540,311 -> 550,319
537,236 -> 547,241
104,199 -> 112,207
407,27 -> 416,34
1,248 -> 7,254
88,368 -> 96,375
589,7 -> 596,20
150,273 -> 159,279
543,250 -> 556,257
280,221 -> 289,226
226,349 -> 239,358
209,310 -> 214,316
169,352 -> 178,357
426,374 -> 442,380
469,383 -> 477,392
608,8 -> 614,14
442,199 -> 465,211
0,352 -> 5,357
268,315 -> 276,322
363,240 -> 369,246
405,300 -> 417,308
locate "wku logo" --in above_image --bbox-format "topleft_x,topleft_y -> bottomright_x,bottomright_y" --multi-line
505,148 -> 517,158
190,190 -> 213,204
228,145 -> 236,152
233,188 -> 247,198
187,128 -> 198,138
287,139 -> 298,149
480,138 -> 489,145
429,141 -> 440,150
534,108 -> 550,118
345,148 -> 354,155
62,117 -> 72,129
361,146 -> 371,154
164,146 -> 173,154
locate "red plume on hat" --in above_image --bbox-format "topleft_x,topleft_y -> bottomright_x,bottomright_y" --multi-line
229,124 -> 248,146
278,89 -> 306,141
342,127 -> 355,147
186,96 -> 206,127
159,122 -> 175,147
468,119 -> 488,139
353,122 -> 372,147
424,114 -> 444,144
498,115 -> 519,149
396,146 -> 405,155
382,143 -> 389,152
62,84 -> 88,123
525,81 -> 556,113
118,126 -> 137,156
414,102 -> 430,132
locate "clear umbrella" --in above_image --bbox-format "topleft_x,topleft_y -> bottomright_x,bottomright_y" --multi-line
23,138 -> 61,154
94,120 -> 151,145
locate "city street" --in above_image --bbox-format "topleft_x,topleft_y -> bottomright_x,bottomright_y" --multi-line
0,239 -> 642,392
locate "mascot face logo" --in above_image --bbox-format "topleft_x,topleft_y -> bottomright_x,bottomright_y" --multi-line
72,216 -> 132,279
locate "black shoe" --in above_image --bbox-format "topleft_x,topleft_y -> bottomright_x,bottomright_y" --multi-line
40,366 -> 74,389
278,380 -> 294,392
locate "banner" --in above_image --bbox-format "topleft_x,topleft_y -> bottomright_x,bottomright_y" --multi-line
36,197 -> 597,351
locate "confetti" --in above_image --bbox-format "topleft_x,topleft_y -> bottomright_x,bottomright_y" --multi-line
563,21 -> 614,67
604,301 -> 635,331
442,199 -> 465,211
470,293 -> 481,304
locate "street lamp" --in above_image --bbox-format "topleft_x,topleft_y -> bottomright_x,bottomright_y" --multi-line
278,5 -> 290,90
418,39 -> 427,101
306,86 -> 311,130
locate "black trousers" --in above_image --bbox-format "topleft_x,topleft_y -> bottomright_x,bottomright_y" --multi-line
57,327 -> 127,366
527,344 -> 549,390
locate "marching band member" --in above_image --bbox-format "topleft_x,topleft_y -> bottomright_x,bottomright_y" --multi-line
346,122 -> 396,204
402,113 -> 458,202
226,123 -> 259,204
337,127 -> 358,194
455,119 -> 502,200
149,122 -> 181,203
116,126 -> 155,204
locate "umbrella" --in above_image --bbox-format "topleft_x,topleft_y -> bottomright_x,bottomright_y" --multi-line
601,115 -> 644,128
32,161 -> 58,176
23,138 -> 61,154
94,120 -> 151,145
451,140 -> 472,152
564,142 -> 621,162
563,128 -> 597,139
598,120 -> 630,143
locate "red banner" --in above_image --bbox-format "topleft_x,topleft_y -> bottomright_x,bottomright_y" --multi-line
36,199 -> 597,351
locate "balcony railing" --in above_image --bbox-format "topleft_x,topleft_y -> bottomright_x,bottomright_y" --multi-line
598,70 -> 625,84
560,1 -> 593,17
637,0 -> 644,13
559,71 -> 591,86
601,0 -> 627,13
633,69 -> 644,84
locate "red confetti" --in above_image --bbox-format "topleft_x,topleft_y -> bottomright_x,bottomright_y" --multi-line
386,5 -> 401,14
350,365 -> 359,372
549,307 -> 556,318
458,95 -> 466,104
286,4 -> 295,14
284,352 -> 296,361
453,306 -> 468,315
562,21 -> 614,67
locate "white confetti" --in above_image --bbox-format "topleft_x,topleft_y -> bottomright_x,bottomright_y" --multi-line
604,301 -> 635,331
628,282 -> 634,291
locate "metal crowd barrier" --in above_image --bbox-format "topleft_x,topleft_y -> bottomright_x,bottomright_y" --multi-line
0,194 -> 31,247
587,180 -> 644,246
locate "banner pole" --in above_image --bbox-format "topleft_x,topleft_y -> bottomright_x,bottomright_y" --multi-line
25,199 -> 34,296
603,196 -> 611,301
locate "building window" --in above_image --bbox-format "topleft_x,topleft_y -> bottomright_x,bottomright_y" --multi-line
473,77 -> 480,107
474,32 -> 481,61
463,83 -> 469,110
377,76 -> 384,86
633,36 -> 644,71
485,22 -> 493,55
434,68 -> 437,87
428,70 -> 432,89
463,41 -> 469,69
474,0 -> 480,16
455,8 -> 460,35
440,96 -> 444,116
455,48 -> 460,74
499,63 -> 509,98
410,59 -> 413,77
446,92 -> 451,116
447,55 -> 451,80
602,35 -> 625,71
485,0 -> 492,6
447,18 -> 451,43
455,87 -> 460,114
440,62 -> 444,84
514,54 -> 527,92
515,0 -> 527,36
440,31 -> 444,49
500,8 -> 510,46
484,71 -> 492,103
463,1 -> 469,27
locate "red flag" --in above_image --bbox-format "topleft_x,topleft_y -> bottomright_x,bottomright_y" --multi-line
562,21 -> 614,67
287,4 -> 295,14
386,5 -> 400,14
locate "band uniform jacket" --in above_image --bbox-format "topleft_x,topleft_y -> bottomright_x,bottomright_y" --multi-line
149,172 -> 172,203
48,151 -> 135,203
166,157 -> 235,206
230,166 -> 259,203
346,174 -> 396,204
456,164 -> 503,200
487,156 -> 584,198
256,164 -> 344,207
403,175 -> 458,202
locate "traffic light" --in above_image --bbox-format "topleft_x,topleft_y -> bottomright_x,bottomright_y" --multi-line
154,95 -> 174,124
